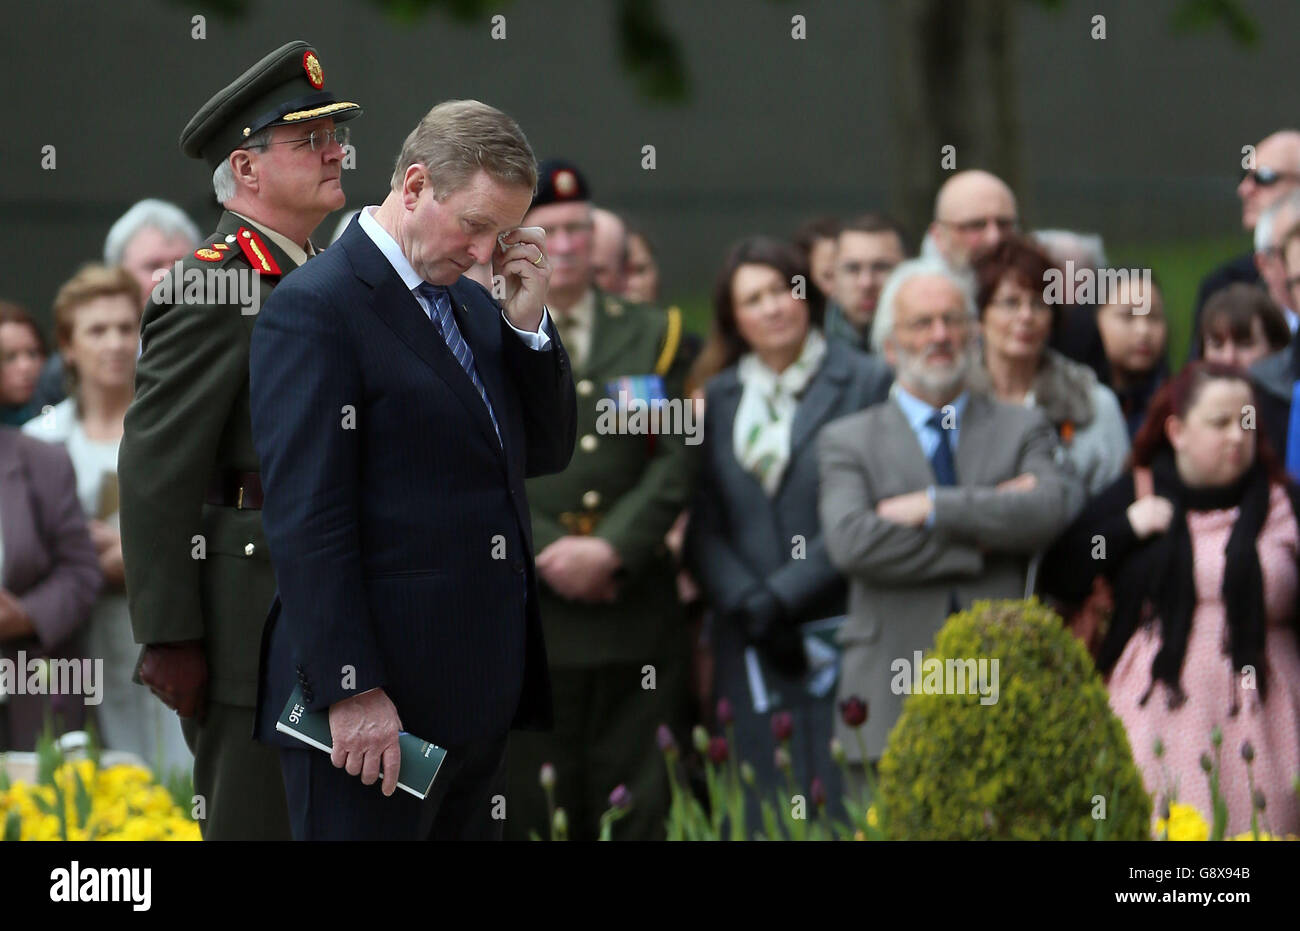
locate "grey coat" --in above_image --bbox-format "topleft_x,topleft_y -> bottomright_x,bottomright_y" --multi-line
817,391 -> 1082,758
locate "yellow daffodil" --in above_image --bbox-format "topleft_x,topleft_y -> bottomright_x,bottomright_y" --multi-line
1153,802 -> 1209,841
2,760 -> 199,842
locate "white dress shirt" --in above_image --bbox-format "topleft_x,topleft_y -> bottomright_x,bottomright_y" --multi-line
357,206 -> 552,349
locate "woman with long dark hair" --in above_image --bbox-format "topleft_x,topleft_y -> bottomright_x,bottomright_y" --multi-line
686,236 -> 892,816
1042,362 -> 1300,834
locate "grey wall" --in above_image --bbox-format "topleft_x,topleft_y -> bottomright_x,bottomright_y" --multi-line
1,0 -> 1295,326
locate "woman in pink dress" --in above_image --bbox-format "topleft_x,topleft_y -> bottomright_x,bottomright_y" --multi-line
1043,361 -> 1300,835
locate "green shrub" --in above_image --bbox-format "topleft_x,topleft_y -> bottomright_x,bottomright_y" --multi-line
878,598 -> 1151,840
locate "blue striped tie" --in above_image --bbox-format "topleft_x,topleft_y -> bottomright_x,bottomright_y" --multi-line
416,282 -> 501,445
926,410 -> 957,485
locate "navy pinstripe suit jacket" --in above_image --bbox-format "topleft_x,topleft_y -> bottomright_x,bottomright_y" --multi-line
249,218 -> 576,749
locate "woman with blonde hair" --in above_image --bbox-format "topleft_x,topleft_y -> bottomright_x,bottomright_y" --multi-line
24,263 -> 191,775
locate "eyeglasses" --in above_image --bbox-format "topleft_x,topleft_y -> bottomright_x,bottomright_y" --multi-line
257,126 -> 350,152
900,312 -> 971,334
938,216 -> 1018,236
988,294 -> 1051,315
1240,166 -> 1300,187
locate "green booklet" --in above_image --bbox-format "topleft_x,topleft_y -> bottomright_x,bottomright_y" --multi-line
275,685 -> 448,799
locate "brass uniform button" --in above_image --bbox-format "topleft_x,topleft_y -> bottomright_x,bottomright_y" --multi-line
576,379 -> 594,396
580,434 -> 598,453
582,490 -> 601,509
244,543 -> 256,557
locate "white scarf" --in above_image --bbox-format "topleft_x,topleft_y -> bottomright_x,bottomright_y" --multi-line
733,328 -> 828,496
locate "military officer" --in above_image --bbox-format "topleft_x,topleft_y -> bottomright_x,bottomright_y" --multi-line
505,160 -> 695,840
117,40 -> 361,840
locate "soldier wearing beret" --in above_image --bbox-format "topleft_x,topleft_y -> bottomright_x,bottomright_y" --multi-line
505,160 -> 694,840
117,40 -> 361,840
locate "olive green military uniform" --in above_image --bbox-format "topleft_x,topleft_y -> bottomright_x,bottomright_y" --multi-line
119,211 -> 299,840
118,39 -> 360,841
505,289 -> 694,840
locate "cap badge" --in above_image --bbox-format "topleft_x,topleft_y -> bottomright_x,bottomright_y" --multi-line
303,51 -> 324,89
554,169 -> 577,198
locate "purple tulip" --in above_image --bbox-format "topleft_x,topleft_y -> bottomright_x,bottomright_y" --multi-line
708,736 -> 729,765
608,784 -> 633,811
539,762 -> 556,791
810,777 -> 826,808
656,723 -> 677,754
839,696 -> 868,728
716,697 -> 735,727
770,710 -> 794,742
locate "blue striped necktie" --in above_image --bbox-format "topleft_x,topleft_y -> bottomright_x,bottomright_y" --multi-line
416,282 -> 501,445
926,410 -> 957,485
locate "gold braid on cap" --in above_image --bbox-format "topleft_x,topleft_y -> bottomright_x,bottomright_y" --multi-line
281,101 -> 359,122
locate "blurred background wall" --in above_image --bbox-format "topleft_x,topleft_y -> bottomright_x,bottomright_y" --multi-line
0,0 -> 1291,359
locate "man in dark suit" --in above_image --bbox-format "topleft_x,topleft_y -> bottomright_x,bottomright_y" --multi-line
118,40 -> 360,840
249,99 -> 576,841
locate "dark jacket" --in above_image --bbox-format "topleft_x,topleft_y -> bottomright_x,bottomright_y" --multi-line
1250,338 -> 1300,459
687,340 -> 892,621
249,217 -> 576,750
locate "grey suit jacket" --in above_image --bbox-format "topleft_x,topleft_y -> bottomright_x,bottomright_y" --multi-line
688,340 -> 893,621
0,428 -> 102,749
817,390 -> 1082,758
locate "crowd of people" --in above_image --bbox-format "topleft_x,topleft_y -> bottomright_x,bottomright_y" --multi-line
4,84 -> 1300,838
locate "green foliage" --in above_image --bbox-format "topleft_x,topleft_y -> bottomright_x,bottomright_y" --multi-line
1170,0 -> 1259,46
2,809 -> 19,842
878,598 -> 1151,840
35,722 -> 61,786
160,765 -> 195,813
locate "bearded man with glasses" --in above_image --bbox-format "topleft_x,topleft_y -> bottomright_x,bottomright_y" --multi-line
1190,129 -> 1300,362
117,40 -> 361,841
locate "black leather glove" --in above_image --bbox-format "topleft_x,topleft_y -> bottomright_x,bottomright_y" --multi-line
737,588 -> 808,679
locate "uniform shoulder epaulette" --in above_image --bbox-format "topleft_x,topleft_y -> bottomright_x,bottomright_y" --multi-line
190,225 -> 282,278
653,305 -> 682,377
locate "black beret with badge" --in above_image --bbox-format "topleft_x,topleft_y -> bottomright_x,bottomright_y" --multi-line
531,158 -> 592,210
180,40 -> 362,169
